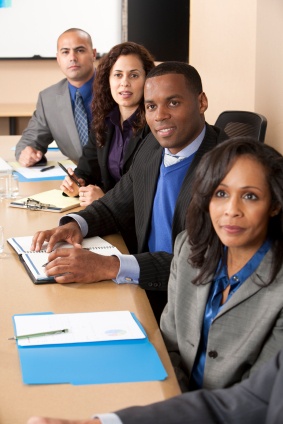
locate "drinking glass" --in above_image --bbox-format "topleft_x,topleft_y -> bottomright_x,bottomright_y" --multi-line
10,172 -> 20,198
0,226 -> 5,258
0,176 -> 6,199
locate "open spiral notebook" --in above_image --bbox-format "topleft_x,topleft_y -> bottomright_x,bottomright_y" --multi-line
7,235 -> 121,284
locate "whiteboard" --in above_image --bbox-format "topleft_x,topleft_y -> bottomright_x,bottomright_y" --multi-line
0,0 -> 122,58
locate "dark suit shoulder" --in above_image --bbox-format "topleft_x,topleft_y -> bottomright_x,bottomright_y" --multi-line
131,131 -> 161,162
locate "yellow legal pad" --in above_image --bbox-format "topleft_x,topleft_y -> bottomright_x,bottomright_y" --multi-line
9,189 -> 80,212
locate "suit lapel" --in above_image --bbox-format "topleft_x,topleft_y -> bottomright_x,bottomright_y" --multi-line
122,131 -> 141,166
195,282 -> 212,332
56,81 -> 82,158
100,127 -> 114,167
139,135 -> 163,249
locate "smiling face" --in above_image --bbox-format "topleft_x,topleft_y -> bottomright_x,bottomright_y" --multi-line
109,54 -> 146,118
56,30 -> 96,87
209,155 -> 279,258
144,73 -> 208,154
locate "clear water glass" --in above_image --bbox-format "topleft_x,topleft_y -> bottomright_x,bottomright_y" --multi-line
0,226 -> 5,257
10,172 -> 19,198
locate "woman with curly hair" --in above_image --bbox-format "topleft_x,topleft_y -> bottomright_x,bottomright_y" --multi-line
61,42 -> 155,206
161,137 -> 283,392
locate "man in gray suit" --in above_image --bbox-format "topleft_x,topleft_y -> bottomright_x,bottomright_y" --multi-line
15,28 -> 96,167
27,347 -> 283,424
31,62 -> 227,321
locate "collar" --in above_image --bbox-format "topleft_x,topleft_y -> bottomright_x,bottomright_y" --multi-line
68,74 -> 94,102
164,125 -> 206,158
216,239 -> 272,290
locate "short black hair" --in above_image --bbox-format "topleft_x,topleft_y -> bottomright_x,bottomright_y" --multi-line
145,61 -> 203,94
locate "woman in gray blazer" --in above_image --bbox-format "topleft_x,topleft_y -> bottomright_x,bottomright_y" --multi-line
60,42 -> 154,206
161,137 -> 283,392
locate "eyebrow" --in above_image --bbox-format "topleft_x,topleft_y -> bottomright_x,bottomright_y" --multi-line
59,45 -> 86,52
113,68 -> 141,73
144,94 -> 183,103
219,183 -> 263,192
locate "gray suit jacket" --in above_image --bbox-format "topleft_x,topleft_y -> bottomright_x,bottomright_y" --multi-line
161,230 -> 283,391
116,347 -> 283,424
15,79 -> 84,164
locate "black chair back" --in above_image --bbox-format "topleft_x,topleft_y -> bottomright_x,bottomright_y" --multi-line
215,110 -> 267,142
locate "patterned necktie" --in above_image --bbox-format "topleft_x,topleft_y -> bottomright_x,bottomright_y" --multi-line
74,90 -> 89,147
164,153 -> 186,167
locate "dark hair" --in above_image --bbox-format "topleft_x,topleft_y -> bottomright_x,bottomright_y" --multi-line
145,61 -> 203,95
186,137 -> 283,285
92,42 -> 155,147
58,28 -> 93,48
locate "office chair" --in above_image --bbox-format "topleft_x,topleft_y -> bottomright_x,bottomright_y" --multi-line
215,110 -> 267,143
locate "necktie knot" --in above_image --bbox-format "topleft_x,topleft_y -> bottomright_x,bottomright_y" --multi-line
164,153 -> 186,167
74,90 -> 89,147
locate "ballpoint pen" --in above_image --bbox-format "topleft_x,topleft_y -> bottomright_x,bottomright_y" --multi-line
8,328 -> 68,340
58,162 -> 81,187
40,165 -> 55,172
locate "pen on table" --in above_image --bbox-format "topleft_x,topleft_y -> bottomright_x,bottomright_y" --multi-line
57,161 -> 81,187
40,165 -> 55,172
8,328 -> 69,340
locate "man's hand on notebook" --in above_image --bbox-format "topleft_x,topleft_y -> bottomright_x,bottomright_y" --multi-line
44,244 -> 120,284
31,221 -> 83,253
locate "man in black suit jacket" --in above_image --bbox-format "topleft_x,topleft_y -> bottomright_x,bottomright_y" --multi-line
27,347 -> 283,424
31,62 -> 227,320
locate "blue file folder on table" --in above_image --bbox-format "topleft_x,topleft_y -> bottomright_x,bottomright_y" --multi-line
13,312 -> 167,385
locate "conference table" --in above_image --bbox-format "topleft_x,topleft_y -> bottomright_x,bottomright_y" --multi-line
0,136 -> 180,424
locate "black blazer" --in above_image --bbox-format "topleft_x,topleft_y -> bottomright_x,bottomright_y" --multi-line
75,124 -> 151,193
75,123 -> 227,319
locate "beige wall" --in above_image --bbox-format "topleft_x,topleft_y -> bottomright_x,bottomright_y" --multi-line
1,1 -> 283,153
0,60 -> 62,134
0,59 -> 99,135
190,0 -> 283,153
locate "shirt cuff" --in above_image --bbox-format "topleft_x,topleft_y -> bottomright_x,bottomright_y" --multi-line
59,214 -> 88,237
93,413 -> 123,424
114,253 -> 140,285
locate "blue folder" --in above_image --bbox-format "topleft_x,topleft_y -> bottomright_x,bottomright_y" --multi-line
15,171 -> 65,183
13,312 -> 168,385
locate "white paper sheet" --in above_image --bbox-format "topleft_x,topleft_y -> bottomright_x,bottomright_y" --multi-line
9,160 -> 76,179
14,311 -> 146,346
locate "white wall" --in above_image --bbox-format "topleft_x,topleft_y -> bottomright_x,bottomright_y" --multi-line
0,0 -> 121,58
